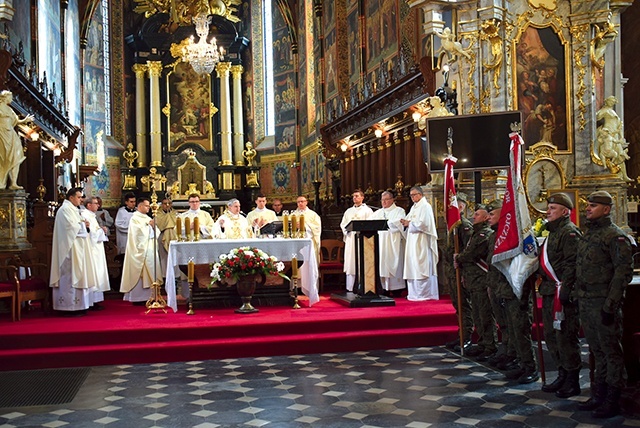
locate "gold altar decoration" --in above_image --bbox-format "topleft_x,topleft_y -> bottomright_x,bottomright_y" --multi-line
480,19 -> 503,92
590,20 -> 617,83
169,149 -> 217,200
523,142 -> 567,214
144,166 -> 168,314
133,0 -> 242,25
123,143 -> 139,168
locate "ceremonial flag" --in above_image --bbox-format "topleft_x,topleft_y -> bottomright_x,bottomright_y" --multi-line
444,155 -> 461,233
491,132 -> 539,299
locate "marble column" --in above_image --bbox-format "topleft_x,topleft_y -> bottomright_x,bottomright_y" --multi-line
147,61 -> 163,167
132,63 -> 147,167
231,65 -> 245,166
216,62 -> 233,167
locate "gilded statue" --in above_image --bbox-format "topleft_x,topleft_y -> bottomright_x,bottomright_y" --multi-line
592,96 -> 632,182
242,141 -> 257,166
591,21 -> 617,72
435,28 -> 471,63
0,90 -> 31,190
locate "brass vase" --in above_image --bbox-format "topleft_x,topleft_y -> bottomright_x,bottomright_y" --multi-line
234,274 -> 263,314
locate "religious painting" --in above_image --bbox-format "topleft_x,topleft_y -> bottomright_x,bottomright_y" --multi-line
515,25 -> 570,152
7,0 -> 31,63
365,0 -> 381,70
379,0 -> 398,61
37,0 -> 62,87
325,0 -> 335,29
166,62 -> 214,152
274,74 -> 296,124
325,28 -> 338,99
273,26 -> 293,73
347,8 -> 361,84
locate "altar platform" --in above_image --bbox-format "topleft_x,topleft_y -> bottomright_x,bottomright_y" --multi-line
0,292 -> 459,372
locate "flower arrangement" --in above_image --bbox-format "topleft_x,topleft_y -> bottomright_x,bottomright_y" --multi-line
210,246 -> 287,287
533,218 -> 549,238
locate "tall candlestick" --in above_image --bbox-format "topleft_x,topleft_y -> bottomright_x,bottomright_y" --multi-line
176,216 -> 182,240
298,215 -> 305,237
194,216 -> 200,240
291,214 -> 298,236
283,214 -> 289,237
291,256 -> 298,278
188,259 -> 194,282
184,217 -> 191,241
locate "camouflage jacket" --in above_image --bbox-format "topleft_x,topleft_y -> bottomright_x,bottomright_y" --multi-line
538,216 -> 581,296
575,215 -> 634,312
486,224 -> 516,299
457,221 -> 492,289
443,216 -> 473,277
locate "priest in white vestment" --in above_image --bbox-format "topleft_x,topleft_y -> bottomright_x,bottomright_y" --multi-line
212,198 -> 253,239
370,191 -> 406,295
50,188 -> 93,314
114,192 -> 137,254
400,186 -> 439,301
120,197 -> 162,304
82,196 -> 111,306
246,193 -> 278,234
177,193 -> 215,239
293,195 -> 322,262
340,189 -> 373,291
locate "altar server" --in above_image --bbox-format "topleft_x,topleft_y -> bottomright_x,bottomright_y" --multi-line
246,193 -> 278,231
177,193 -> 215,238
340,189 -> 373,292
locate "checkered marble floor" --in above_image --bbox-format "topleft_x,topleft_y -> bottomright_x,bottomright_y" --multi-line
0,346 -> 638,428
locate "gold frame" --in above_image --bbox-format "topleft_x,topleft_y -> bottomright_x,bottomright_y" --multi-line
512,22 -> 573,154
523,142 -> 566,214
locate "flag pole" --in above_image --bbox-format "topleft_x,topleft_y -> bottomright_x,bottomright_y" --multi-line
445,127 -> 465,356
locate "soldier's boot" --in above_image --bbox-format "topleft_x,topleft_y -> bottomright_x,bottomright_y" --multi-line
555,369 -> 581,398
592,386 -> 621,418
577,383 -> 607,411
542,367 -> 567,393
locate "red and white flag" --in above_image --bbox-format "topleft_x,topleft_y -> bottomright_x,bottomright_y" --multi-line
444,155 -> 461,233
491,132 -> 539,298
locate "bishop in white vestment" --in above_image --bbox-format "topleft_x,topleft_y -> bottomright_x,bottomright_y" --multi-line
340,190 -> 373,292
370,191 -> 406,293
294,195 -> 322,262
212,198 -> 253,239
400,187 -> 439,301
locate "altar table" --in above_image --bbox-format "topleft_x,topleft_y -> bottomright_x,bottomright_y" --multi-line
165,238 -> 320,312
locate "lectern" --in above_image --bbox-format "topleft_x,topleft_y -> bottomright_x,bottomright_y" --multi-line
331,219 -> 395,307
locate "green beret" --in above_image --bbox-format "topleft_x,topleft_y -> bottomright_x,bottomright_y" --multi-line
547,193 -> 573,209
457,193 -> 468,203
486,199 -> 503,212
474,203 -> 488,212
587,190 -> 613,205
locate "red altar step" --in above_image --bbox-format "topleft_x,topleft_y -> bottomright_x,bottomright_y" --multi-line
0,295 -> 459,372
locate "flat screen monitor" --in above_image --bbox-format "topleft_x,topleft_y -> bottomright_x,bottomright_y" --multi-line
424,111 -> 522,172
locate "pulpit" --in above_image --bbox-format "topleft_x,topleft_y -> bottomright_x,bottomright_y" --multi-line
331,219 -> 395,307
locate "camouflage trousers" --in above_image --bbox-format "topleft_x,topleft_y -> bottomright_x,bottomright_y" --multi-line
504,289 -> 537,371
578,297 -> 626,388
541,294 -> 581,371
489,289 -> 513,357
468,286 -> 497,352
447,272 -> 473,341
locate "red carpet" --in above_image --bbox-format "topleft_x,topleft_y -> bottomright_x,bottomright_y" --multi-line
0,294 -> 458,372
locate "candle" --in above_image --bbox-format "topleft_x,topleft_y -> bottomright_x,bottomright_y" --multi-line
291,214 -> 298,235
194,216 -> 200,240
298,215 -> 305,236
175,216 -> 182,239
188,259 -> 194,282
184,217 -> 191,241
283,214 -> 289,237
291,256 -> 298,278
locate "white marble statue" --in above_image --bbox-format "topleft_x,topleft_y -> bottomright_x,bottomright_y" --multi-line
0,90 -> 32,190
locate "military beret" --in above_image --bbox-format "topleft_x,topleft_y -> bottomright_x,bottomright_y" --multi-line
457,193 -> 468,203
474,203 -> 488,212
486,199 -> 503,212
547,193 -> 573,209
587,190 -> 613,205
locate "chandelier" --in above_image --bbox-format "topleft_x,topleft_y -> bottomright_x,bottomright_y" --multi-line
181,12 -> 224,75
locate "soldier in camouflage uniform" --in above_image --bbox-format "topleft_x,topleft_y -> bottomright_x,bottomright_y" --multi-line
538,193 -> 582,398
443,193 -> 474,351
575,191 -> 634,418
455,204 -> 496,360
487,200 -> 539,384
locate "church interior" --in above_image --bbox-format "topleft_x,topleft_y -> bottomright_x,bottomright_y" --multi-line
1,0 -> 640,425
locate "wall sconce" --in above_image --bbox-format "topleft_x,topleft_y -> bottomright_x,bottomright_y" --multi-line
340,142 -> 349,152
30,131 -> 40,142
374,128 -> 383,139
412,111 -> 422,123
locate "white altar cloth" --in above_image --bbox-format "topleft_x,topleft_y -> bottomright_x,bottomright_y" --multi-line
165,238 -> 319,312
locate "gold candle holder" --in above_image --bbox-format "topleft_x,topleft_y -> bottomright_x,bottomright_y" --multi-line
290,215 -> 298,239
187,259 -> 195,315
176,216 -> 183,242
291,277 -> 301,309
194,216 -> 200,241
283,214 -> 289,238
298,215 -> 305,238
184,217 -> 191,241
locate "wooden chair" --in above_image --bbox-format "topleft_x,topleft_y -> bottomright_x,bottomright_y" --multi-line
318,239 -> 345,292
0,265 -> 18,321
8,256 -> 50,321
